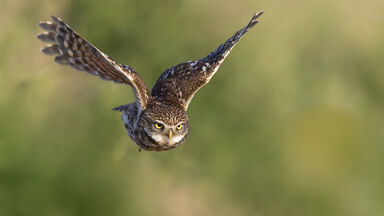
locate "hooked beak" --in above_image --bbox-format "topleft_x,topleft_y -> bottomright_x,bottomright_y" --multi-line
169,130 -> 173,140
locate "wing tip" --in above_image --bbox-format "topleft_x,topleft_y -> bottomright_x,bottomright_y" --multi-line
51,15 -> 60,22
112,104 -> 130,112
41,44 -> 62,55
36,32 -> 56,43
248,11 -> 264,28
54,55 -> 70,65
38,20 -> 57,32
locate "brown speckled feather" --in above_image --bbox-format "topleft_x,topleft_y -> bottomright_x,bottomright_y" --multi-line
151,11 -> 263,110
37,16 -> 151,110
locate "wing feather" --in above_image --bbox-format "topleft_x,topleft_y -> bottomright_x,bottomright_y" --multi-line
37,16 -> 151,110
151,12 -> 263,110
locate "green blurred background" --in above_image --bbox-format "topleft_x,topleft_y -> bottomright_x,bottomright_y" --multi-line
1,0 -> 384,215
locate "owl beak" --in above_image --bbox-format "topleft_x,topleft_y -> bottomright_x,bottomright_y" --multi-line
169,130 -> 173,140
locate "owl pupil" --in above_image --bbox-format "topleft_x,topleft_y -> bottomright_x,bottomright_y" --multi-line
154,123 -> 163,129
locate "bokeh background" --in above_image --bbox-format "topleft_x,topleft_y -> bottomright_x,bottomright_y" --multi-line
1,0 -> 383,215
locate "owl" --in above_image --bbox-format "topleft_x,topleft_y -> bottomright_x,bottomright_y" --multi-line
37,11 -> 263,151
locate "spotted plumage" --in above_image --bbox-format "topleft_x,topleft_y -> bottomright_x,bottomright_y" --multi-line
37,11 -> 263,151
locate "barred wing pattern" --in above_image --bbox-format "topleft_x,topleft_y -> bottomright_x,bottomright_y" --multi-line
37,16 -> 151,110
151,12 -> 263,110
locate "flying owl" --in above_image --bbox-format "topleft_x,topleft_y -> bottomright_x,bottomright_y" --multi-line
37,11 -> 264,151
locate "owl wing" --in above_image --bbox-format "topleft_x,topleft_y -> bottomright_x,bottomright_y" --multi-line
151,12 -> 263,110
37,16 -> 151,110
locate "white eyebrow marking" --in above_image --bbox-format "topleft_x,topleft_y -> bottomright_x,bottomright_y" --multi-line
155,120 -> 165,124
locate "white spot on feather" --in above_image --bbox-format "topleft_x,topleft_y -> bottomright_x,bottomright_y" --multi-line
67,49 -> 73,57
57,46 -> 63,55
63,40 -> 69,48
69,58 -> 75,64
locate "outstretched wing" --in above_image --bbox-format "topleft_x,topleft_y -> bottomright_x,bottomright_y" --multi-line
151,12 -> 263,111
37,16 -> 151,110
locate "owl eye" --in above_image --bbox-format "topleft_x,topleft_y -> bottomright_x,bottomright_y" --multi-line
154,122 -> 164,129
176,124 -> 183,130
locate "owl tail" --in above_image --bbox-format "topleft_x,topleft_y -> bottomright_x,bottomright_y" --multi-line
203,11 -> 264,65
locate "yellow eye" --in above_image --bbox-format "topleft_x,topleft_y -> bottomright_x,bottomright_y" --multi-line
154,123 -> 163,129
176,124 -> 183,130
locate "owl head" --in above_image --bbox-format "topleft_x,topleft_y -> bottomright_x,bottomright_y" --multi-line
139,103 -> 189,150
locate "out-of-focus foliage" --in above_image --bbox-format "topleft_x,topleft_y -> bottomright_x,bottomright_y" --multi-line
0,0 -> 383,215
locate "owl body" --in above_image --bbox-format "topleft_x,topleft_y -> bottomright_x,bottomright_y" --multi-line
37,12 -> 263,151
